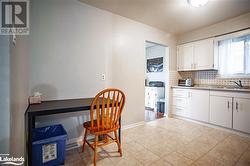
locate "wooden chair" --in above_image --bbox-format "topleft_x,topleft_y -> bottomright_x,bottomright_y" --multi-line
82,88 -> 125,166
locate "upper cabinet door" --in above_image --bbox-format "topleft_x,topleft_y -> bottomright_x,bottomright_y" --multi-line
233,98 -> 250,133
177,38 -> 216,71
177,43 -> 193,71
193,39 -> 214,70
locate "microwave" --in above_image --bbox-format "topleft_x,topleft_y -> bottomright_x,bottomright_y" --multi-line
178,78 -> 193,87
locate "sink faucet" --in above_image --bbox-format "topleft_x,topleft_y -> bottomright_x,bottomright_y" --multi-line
230,80 -> 243,88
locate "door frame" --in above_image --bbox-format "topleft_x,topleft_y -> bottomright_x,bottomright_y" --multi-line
144,40 -> 170,119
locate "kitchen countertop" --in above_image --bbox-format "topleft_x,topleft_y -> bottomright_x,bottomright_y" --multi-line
172,85 -> 250,93
145,86 -> 165,87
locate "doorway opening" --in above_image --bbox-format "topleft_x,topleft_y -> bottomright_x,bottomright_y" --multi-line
145,41 -> 169,122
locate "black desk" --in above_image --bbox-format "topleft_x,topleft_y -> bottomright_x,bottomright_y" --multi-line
25,98 -> 121,166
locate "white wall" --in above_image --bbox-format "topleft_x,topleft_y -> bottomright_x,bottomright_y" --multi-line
30,0 -> 114,143
30,0 -> 113,100
0,26 -> 29,159
146,45 -> 168,83
112,14 -> 176,125
29,0 -> 177,147
0,36 -> 10,153
0,0 -> 177,157
10,35 -> 29,157
177,12 -> 250,44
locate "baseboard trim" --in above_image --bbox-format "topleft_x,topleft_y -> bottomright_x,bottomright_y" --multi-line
66,136 -> 83,150
122,121 -> 145,130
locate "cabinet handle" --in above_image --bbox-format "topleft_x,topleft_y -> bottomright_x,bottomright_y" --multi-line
227,101 -> 229,109
236,102 -> 238,112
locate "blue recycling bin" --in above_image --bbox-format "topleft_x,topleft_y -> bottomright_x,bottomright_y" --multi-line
32,124 -> 67,166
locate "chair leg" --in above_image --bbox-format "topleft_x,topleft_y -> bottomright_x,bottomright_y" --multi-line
82,129 -> 88,152
114,130 -> 122,156
93,135 -> 98,166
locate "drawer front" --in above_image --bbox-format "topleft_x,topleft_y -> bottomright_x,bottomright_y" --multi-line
172,97 -> 186,108
172,106 -> 185,116
173,88 -> 189,98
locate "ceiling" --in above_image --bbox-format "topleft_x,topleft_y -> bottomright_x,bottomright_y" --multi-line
79,0 -> 250,35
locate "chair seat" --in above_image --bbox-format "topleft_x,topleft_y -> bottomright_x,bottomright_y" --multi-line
83,120 -> 119,133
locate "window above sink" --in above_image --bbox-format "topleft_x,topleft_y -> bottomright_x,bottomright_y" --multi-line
215,29 -> 250,78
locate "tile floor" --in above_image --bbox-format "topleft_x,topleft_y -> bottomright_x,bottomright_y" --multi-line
64,118 -> 250,166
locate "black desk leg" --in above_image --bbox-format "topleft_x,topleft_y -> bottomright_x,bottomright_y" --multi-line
119,118 -> 121,143
32,116 -> 35,128
28,114 -> 34,166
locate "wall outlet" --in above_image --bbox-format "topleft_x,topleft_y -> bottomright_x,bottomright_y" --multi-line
101,74 -> 105,81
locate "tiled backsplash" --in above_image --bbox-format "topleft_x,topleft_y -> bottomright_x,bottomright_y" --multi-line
179,70 -> 250,86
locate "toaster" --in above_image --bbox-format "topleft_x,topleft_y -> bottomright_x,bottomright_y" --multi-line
178,78 -> 193,87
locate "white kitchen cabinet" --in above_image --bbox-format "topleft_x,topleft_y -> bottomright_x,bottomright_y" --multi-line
233,98 -> 250,133
172,88 -> 209,122
189,90 -> 209,122
177,43 -> 193,71
193,39 -> 214,70
172,88 -> 250,134
177,38 -> 215,71
209,91 -> 250,133
210,96 -> 233,128
172,88 -> 190,117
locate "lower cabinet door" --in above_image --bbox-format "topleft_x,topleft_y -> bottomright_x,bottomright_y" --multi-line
233,98 -> 250,133
189,90 -> 209,122
210,96 -> 232,128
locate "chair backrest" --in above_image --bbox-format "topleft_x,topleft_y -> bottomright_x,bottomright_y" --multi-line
89,88 -> 125,132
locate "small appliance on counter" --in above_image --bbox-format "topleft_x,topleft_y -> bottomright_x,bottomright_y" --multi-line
178,78 -> 194,87
149,81 -> 165,87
